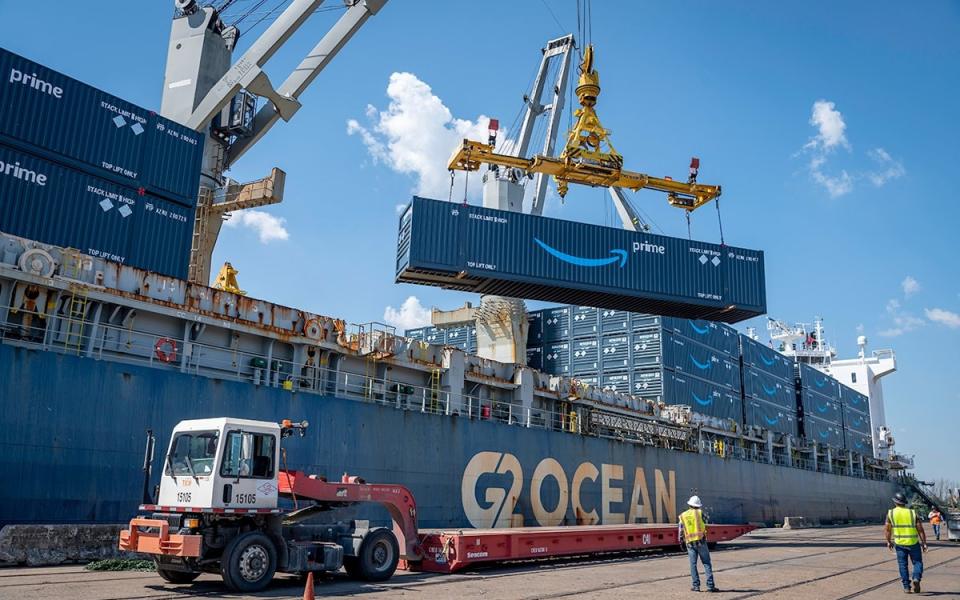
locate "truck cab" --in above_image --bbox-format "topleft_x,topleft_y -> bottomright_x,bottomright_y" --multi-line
120,417 -> 419,592
158,418 -> 281,511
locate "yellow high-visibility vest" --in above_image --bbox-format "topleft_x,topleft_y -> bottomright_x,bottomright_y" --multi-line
888,507 -> 919,546
680,508 -> 707,542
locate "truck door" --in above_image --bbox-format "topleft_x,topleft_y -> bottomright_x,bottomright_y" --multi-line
219,429 -> 279,509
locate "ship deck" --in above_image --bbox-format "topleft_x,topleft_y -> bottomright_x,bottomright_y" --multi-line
4,525 -> 958,599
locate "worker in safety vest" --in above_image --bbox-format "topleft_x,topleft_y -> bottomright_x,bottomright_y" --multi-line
885,492 -> 928,594
928,508 -> 943,541
679,495 -> 718,593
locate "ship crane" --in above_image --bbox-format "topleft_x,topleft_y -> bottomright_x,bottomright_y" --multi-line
448,45 -> 722,213
161,0 -> 387,284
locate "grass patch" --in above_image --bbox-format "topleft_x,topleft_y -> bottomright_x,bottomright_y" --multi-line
85,558 -> 155,571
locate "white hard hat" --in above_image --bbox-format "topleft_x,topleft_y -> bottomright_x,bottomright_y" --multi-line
688,495 -> 702,508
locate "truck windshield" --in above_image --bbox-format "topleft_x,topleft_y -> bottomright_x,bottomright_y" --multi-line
166,431 -> 219,477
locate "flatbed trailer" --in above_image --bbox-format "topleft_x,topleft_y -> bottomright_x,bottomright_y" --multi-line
406,523 -> 755,573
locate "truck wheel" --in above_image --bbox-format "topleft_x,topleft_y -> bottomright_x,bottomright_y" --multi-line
348,528 -> 399,582
220,531 -> 277,592
156,567 -> 200,584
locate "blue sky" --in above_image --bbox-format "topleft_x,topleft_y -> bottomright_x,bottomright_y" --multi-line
2,1 -> 958,482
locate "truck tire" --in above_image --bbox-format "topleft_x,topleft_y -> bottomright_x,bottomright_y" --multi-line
346,528 -> 399,582
156,566 -> 200,584
220,531 -> 277,592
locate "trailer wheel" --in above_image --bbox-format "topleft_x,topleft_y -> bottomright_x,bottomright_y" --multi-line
347,528 -> 399,582
156,566 -> 200,584
220,531 -> 277,592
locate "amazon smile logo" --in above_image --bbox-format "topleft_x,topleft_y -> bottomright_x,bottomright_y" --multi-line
534,238 -> 628,268
533,237 -> 666,268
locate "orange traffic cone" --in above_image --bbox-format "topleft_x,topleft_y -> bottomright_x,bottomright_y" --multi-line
303,571 -> 315,600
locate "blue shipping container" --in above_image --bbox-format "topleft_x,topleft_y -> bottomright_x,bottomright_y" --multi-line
0,48 -> 204,206
600,308 -> 631,334
541,306 -> 571,343
797,363 -> 840,401
840,385 -> 869,415
800,388 -> 843,425
740,335 -> 794,382
405,327 -> 426,341
663,317 -> 739,357
631,367 -> 663,396
600,334 -> 631,371
571,338 -> 599,374
526,346 -> 543,370
662,333 -> 740,390
744,399 -> 797,437
662,372 -> 742,422
742,366 -> 796,410
844,429 -> 872,455
843,405 -> 871,435
396,197 -> 766,322
543,342 -> 570,374
600,371 -> 631,394
571,305 -> 599,338
527,310 -> 543,344
803,416 -> 844,449
0,143 -> 191,278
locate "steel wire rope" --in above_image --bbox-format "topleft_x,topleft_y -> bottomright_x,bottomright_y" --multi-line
539,0 -> 568,35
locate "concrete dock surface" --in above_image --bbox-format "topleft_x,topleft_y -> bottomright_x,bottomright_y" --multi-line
1,526 -> 957,599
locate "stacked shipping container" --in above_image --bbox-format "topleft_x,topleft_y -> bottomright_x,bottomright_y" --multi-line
740,334 -> 799,437
404,307 -> 870,455
526,308 -> 744,424
0,48 -> 203,279
796,362 -> 844,449
840,385 -> 872,454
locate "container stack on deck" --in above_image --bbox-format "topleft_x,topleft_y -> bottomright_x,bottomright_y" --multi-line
741,334 -> 799,437
840,385 -> 872,454
405,324 -> 477,352
797,363 -> 844,448
0,48 -> 203,279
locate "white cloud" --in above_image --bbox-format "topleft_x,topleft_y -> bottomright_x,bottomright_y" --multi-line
925,307 -> 960,329
866,147 -> 906,186
348,72 -> 497,200
811,168 -> 853,197
395,203 -> 408,215
384,296 -> 432,331
901,275 -> 920,297
856,323 -> 865,334
223,210 -> 289,243
878,297 -> 924,337
799,102 -> 904,197
805,100 -> 849,151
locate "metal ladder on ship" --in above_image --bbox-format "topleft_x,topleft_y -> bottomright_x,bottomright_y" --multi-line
60,251 -> 89,355
428,368 -> 442,413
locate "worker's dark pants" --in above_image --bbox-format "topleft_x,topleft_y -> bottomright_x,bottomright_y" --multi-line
895,544 -> 923,589
932,524 -> 941,540
687,541 -> 714,590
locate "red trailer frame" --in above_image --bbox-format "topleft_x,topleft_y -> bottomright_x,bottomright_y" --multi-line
404,523 -> 755,573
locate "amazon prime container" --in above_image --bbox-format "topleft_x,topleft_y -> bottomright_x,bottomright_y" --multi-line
601,371 -> 631,394
744,399 -> 797,437
662,372 -> 742,422
405,327 -> 426,341
571,305 -> 599,338
571,338 -> 599,374
742,366 -> 796,410
740,334 -> 794,382
0,48 -> 203,206
600,308 -> 631,334
797,363 -> 841,402
631,366 -> 664,396
527,310 -> 544,344
800,388 -> 843,425
844,430 -> 872,455
662,333 -> 740,390
541,306 -> 571,343
0,143 -> 191,278
664,317 -> 739,357
526,346 -> 543,370
396,197 -> 766,321
543,341 -> 570,374
843,405 -> 871,435
803,415 -> 845,449
840,385 -> 869,415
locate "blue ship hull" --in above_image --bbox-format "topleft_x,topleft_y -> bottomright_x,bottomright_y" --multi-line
0,344 -> 896,528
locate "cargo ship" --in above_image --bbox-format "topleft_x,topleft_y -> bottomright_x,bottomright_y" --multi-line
0,2 -> 915,553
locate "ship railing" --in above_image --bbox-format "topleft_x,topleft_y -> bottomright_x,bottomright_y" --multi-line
0,302 -> 893,481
